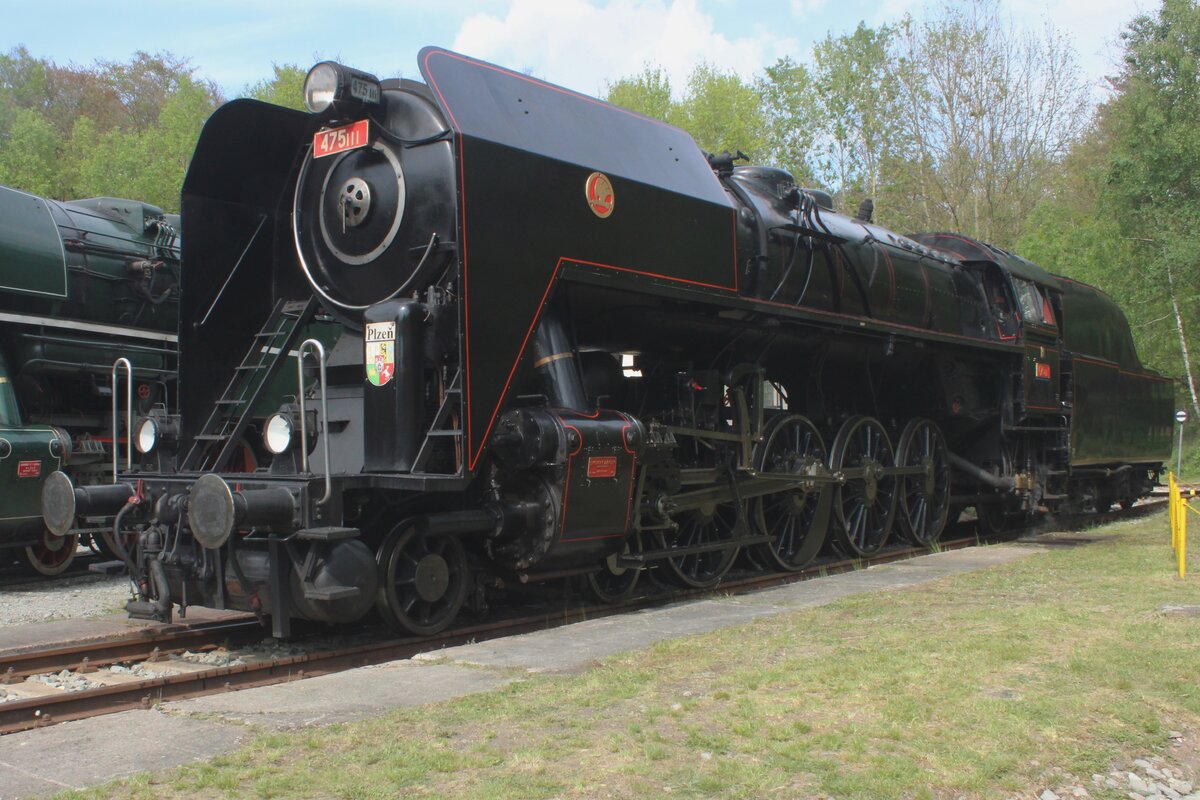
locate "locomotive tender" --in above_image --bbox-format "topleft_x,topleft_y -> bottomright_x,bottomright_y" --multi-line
43,49 -> 1172,635
0,184 -> 178,574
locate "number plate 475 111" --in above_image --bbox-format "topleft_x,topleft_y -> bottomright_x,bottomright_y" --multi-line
313,119 -> 370,159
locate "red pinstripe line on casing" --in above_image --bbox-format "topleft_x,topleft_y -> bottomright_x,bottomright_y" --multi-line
560,532 -> 628,542
422,49 -> 740,470
918,260 -> 930,321
875,242 -> 896,311
738,291 -> 1023,348
1072,355 -> 1174,383
558,419 -> 584,537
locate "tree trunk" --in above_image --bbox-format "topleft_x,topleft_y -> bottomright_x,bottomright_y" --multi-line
1165,256 -> 1200,420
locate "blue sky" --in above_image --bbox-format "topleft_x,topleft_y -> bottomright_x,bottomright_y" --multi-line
4,0 -> 1152,100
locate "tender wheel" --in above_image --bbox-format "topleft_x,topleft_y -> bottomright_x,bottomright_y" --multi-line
22,529 -> 79,576
750,414 -> 829,571
896,418 -> 951,546
829,416 -> 897,557
376,524 -> 469,636
586,534 -> 643,603
661,501 -> 740,589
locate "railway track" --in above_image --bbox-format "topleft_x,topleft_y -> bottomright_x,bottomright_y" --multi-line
0,499 -> 1167,736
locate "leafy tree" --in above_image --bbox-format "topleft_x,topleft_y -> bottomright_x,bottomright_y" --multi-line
245,64 -> 308,111
887,0 -> 1089,245
98,51 -> 219,129
671,64 -> 768,159
605,66 -> 673,121
0,107 -> 62,196
756,57 -> 819,186
606,64 -> 767,164
1090,0 -> 1200,416
810,23 -> 900,215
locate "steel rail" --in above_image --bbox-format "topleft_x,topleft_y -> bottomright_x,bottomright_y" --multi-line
0,499 -> 1168,736
0,618 -> 260,682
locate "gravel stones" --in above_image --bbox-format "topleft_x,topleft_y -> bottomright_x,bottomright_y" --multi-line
0,573 -> 130,627
33,669 -> 103,692
1061,752 -> 1200,800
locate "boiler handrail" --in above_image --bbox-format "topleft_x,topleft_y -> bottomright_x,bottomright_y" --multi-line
111,358 -> 133,481
296,338 -> 331,504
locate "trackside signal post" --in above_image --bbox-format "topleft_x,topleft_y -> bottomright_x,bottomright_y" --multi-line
1177,409 -> 1188,475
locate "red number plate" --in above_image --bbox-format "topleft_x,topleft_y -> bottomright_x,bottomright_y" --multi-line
586,456 -> 618,479
16,460 -> 40,478
1035,362 -> 1052,380
312,119 -> 370,159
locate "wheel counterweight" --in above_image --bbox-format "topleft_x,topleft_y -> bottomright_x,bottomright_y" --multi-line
22,529 -> 79,576
751,414 -> 830,570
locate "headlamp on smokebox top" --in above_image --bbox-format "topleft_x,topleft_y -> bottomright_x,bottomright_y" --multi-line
303,61 -> 382,116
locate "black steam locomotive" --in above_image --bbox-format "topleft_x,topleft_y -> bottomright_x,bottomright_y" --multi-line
43,49 -> 1172,636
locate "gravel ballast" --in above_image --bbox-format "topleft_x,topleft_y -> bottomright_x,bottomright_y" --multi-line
0,573 -> 131,627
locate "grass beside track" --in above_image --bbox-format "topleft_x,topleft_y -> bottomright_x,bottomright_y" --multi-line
68,512 -> 1200,799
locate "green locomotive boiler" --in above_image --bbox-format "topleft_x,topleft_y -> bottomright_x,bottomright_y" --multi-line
0,183 -> 178,574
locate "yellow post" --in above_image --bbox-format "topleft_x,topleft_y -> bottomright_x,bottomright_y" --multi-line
1170,472 -> 1179,553
1181,495 -> 1188,579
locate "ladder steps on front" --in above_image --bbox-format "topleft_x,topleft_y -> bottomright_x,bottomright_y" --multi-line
411,370 -> 464,475
181,297 -> 317,472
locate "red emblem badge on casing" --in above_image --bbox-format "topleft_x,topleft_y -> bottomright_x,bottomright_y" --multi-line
16,460 -> 40,478
586,455 -> 618,479
1035,362 -> 1052,380
585,172 -> 614,218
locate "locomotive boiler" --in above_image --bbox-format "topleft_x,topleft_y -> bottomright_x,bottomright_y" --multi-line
0,184 -> 179,573
43,49 -> 1172,635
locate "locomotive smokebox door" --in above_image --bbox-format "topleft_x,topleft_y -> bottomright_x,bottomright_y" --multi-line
363,299 -> 425,472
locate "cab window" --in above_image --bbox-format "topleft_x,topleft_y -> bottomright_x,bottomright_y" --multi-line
1012,279 -> 1056,327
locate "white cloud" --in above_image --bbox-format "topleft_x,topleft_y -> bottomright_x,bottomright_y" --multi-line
790,0 -> 828,20
1001,0 -> 1154,87
451,0 -> 798,97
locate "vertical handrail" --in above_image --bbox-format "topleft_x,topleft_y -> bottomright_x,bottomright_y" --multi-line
111,358 -> 133,482
296,338 -> 331,504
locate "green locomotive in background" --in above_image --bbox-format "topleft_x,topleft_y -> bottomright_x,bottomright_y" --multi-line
0,183 -> 178,574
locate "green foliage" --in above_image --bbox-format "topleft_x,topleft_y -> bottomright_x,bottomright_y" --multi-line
0,107 -> 62,197
605,66 -> 673,121
1032,0 -> 1200,413
809,23 -> 900,213
244,64 -> 308,111
756,57 -> 818,185
605,63 -> 766,159
0,46 -> 221,211
670,64 -> 768,158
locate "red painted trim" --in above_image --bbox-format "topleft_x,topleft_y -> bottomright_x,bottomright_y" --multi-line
558,420 -> 584,538
1024,403 -> 1060,412
424,48 -> 741,470
877,242 -> 896,312
738,290 -> 1023,349
560,532 -> 628,542
731,211 -> 740,293
1073,354 -> 1174,383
